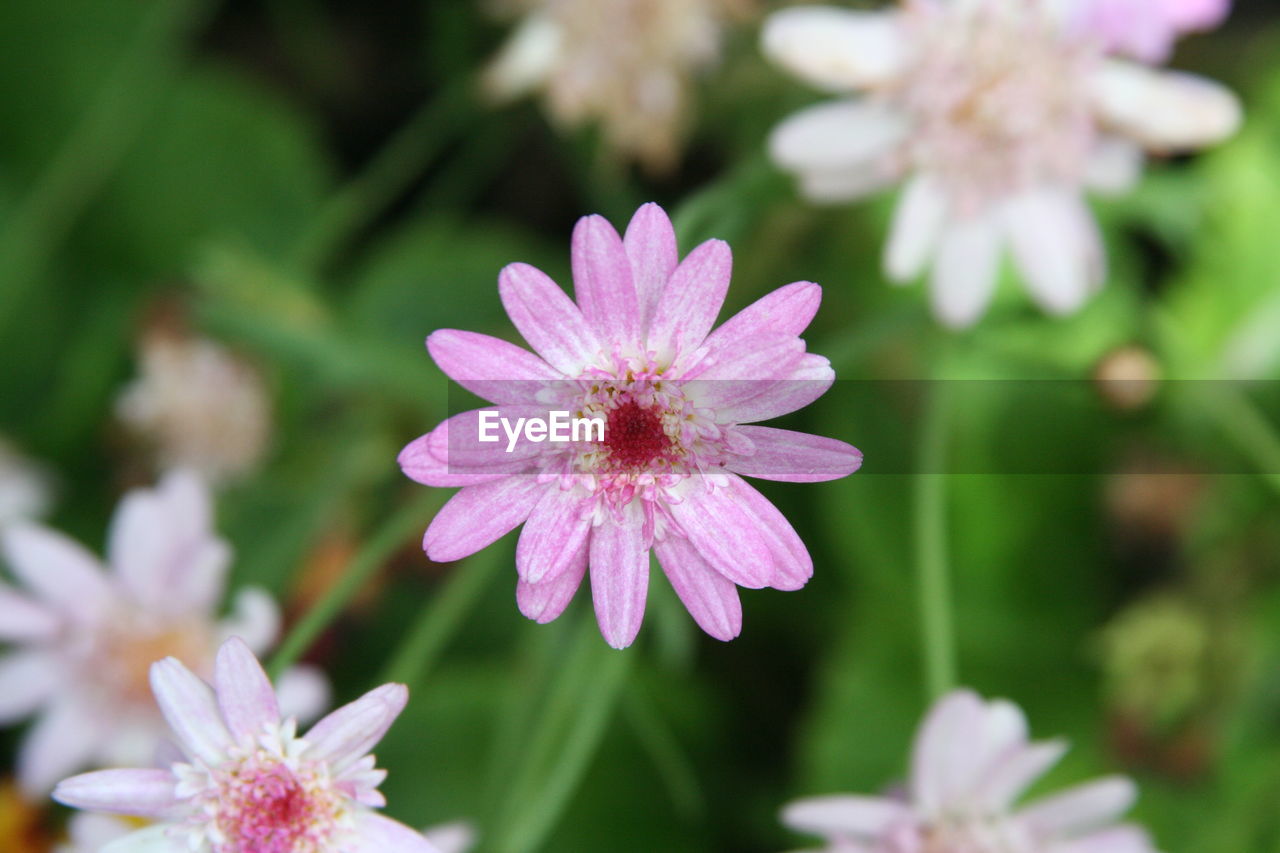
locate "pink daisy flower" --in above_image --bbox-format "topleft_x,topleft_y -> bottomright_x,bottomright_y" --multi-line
762,0 -> 1241,328
53,637 -> 435,853
0,472 -> 327,796
1071,0 -> 1231,62
782,689 -> 1159,852
398,203 -> 861,649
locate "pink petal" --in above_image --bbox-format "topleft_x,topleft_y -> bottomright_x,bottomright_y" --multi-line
0,650 -> 60,723
572,214 -> 641,347
623,202 -> 679,327
304,683 -> 408,775
588,508 -> 651,649
423,477 -> 543,562
213,637 -> 280,744
423,407 -> 553,470
781,794 -> 912,839
499,262 -> 601,374
398,430 -> 521,488
516,538 -> 588,624
426,330 -> 563,404
1019,777 -> 1138,836
710,357 -> 835,424
349,812 -> 440,853
979,741 -> 1068,810
685,335 -> 805,382
516,486 -> 593,583
647,239 -> 733,365
149,657 -> 233,766
1,523 -> 111,623
723,475 -> 813,590
696,281 -> 821,360
653,536 -> 742,641
1051,824 -> 1156,853
0,583 -> 59,641
728,426 -> 862,482
666,484 -> 774,589
53,769 -> 178,818
18,696 -> 104,796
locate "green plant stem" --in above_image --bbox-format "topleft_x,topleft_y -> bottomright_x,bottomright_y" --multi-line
378,543 -> 507,687
1204,384 -> 1280,498
914,380 -> 957,700
266,489 -> 443,679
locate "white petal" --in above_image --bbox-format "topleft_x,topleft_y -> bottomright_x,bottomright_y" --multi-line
770,100 -> 907,174
213,636 -> 280,744
275,664 -> 331,725
149,657 -> 232,766
762,6 -> 910,91
18,696 -> 104,796
53,768 -> 179,817
1091,62 -> 1241,153
304,683 -> 408,775
796,161 -> 900,204
929,214 -> 1002,329
65,813 -> 137,851
978,740 -> 1068,810
885,175 -> 949,282
0,650 -> 60,723
102,825 -> 186,853
1003,190 -> 1102,316
349,811 -> 440,852
217,587 -> 280,654
421,821 -> 477,853
1,523 -> 111,623
482,14 -> 561,102
1084,137 -> 1145,195
1019,776 -> 1138,836
0,583 -> 59,641
781,795 -> 911,838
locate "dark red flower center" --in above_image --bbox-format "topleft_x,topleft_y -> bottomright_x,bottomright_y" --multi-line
603,399 -> 672,469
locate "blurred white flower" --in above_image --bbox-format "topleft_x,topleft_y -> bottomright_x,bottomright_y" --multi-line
763,0 -> 1240,328
0,471 -> 327,797
117,331 -> 271,486
1070,0 -> 1231,62
423,821 -> 478,853
0,438 -> 52,526
483,0 -> 746,170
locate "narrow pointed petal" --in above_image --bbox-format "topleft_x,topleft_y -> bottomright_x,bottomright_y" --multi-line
18,697 -> 104,796
930,214 -> 1002,329
1,523 -> 111,622
589,512 -> 651,649
724,475 -> 813,590
623,202 -> 678,326
728,426 -> 862,482
0,584 -> 58,641
711,358 -> 836,424
517,539 -> 588,624
398,427 -> 527,489
698,281 -> 822,357
1019,777 -> 1138,836
572,214 -> 641,346
762,7 -> 910,91
770,100 -> 907,173
53,769 -> 178,817
647,239 -> 733,364
305,683 -> 409,774
499,263 -> 601,374
423,407 -> 554,470
654,536 -> 741,641
1004,191 -> 1101,316
150,657 -> 232,766
424,477 -> 543,562
516,486 -> 593,583
0,651 -> 60,723
781,795 -> 912,838
1091,62 -> 1241,153
427,330 -> 563,404
886,175 -> 948,282
213,637 -> 280,744
689,335 -> 805,382
666,485 -> 774,589
349,812 -> 441,852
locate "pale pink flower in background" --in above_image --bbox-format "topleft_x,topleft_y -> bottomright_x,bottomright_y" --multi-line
1071,0 -> 1231,62
399,202 -> 861,649
0,471 -> 327,796
782,689 -> 1159,852
0,436 -> 53,526
117,330 -> 272,485
762,0 -> 1241,328
54,637 -> 435,853
482,0 -> 747,170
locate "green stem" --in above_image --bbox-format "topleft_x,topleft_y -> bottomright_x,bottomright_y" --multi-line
288,77 -> 476,274
1203,384 -> 1280,498
914,379 -> 957,700
266,489 -> 442,679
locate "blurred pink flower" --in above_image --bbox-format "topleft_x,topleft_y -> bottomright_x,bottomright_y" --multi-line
53,638 -> 435,853
1073,0 -> 1231,62
763,0 -> 1241,328
0,472 -> 327,797
399,203 -> 861,649
782,689 -> 1159,853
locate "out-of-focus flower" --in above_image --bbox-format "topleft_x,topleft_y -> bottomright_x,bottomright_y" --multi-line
762,0 -> 1240,328
422,821 -> 477,853
782,689 -> 1159,852
1099,595 -> 1208,732
1071,0 -> 1231,62
53,637 -> 436,853
117,330 -> 271,486
1094,345 -> 1161,411
0,438 -> 53,526
0,472 -> 327,796
483,0 -> 746,170
399,203 -> 861,648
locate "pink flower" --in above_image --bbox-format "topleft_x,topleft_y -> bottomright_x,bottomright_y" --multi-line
782,689 -> 1159,853
763,1 -> 1241,328
0,472 -> 327,796
1072,0 -> 1231,62
398,203 -> 861,649
53,637 -> 436,853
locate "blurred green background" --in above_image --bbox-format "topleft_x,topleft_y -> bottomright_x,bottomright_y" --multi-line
3,1 -> 1280,851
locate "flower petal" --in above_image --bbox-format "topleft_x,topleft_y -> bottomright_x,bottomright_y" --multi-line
0,650 -> 60,723
930,214 -> 1002,329
349,811 -> 441,853
1050,824 -> 1157,853
482,13 -> 560,102
647,239 -> 733,365
1090,61 -> 1241,153
572,214 -> 642,347
424,477 -> 543,562
422,821 -> 477,853
213,637 -> 280,744
666,483 -> 774,589
102,825 -> 186,853
979,740 -> 1068,810
516,486 -> 593,583
427,330 -> 563,404
728,426 -> 862,482
1004,190 -> 1102,316
0,583 -> 58,641
1085,137 -> 1145,195
53,769 -> 179,818
149,657 -> 232,766
770,100 -> 908,174
18,696 -> 104,796
1,523 -> 111,623
886,175 -> 949,282
910,689 -> 987,814
795,160 -> 901,203
517,538 -> 588,624
423,407 -> 554,470
781,794 -> 912,838
698,281 -> 822,358
762,6 -> 910,91
1019,776 -> 1138,837
623,202 -> 679,327
723,475 -> 813,590
709,358 -> 836,424
588,508 -> 651,649
398,428 -> 524,489
499,262 -> 601,374
274,664 -> 331,725
654,535 -> 741,641
304,683 -> 409,775
216,587 -> 281,654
